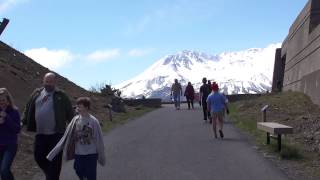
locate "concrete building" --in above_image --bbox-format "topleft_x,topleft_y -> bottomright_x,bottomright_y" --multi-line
272,0 -> 320,105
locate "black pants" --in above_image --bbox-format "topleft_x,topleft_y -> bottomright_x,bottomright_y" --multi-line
186,98 -> 194,109
34,134 -> 63,180
202,100 -> 211,120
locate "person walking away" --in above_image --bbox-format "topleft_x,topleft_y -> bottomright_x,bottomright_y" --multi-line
22,72 -> 74,180
199,78 -> 211,121
207,80 -> 213,121
171,79 -> 182,110
47,97 -> 105,180
207,82 -> 229,139
184,82 -> 195,109
0,88 -> 21,180
208,80 -> 212,87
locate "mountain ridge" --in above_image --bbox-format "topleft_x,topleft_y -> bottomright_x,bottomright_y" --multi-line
116,43 -> 281,100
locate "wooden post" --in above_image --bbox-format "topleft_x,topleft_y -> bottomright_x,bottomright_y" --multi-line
261,105 -> 269,122
105,104 -> 113,122
277,134 -> 282,151
108,108 -> 112,122
261,105 -> 270,145
262,111 -> 266,122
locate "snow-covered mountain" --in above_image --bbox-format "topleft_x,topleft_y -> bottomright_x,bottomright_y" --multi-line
116,43 -> 281,100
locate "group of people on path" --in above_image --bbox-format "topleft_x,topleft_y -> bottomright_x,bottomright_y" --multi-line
171,77 -> 229,139
170,79 -> 195,110
2,73 -> 229,179
0,72 -> 105,180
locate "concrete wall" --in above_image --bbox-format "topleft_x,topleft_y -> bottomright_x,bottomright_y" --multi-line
278,0 -> 320,105
272,48 -> 285,92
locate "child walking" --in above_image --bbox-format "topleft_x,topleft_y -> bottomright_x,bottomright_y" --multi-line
47,97 -> 105,180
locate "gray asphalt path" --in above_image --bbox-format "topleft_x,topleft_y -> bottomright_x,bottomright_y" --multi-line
33,104 -> 288,180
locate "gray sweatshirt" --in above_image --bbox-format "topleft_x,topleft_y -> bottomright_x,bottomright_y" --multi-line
46,114 -> 106,166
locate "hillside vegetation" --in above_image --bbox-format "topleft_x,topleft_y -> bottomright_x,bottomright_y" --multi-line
230,91 -> 320,179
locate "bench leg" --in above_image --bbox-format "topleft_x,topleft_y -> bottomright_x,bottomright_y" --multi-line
267,132 -> 270,144
277,134 -> 281,151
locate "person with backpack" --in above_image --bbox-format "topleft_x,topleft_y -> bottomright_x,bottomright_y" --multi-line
184,82 -> 195,109
171,79 -> 182,110
199,78 -> 211,122
207,82 -> 229,139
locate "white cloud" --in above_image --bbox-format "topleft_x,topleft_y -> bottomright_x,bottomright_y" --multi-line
128,48 -> 153,57
0,0 -> 27,14
24,48 -> 74,69
87,49 -> 120,62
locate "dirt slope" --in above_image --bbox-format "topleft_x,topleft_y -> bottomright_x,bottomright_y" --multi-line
0,41 -> 112,178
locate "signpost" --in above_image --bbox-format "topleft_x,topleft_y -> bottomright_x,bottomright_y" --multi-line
0,18 -> 9,37
260,104 -> 269,143
261,105 -> 269,122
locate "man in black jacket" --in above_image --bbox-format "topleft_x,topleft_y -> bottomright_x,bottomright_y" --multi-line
200,77 -> 211,122
22,72 -> 74,180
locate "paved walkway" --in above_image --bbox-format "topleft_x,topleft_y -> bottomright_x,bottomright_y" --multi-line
32,104 -> 288,180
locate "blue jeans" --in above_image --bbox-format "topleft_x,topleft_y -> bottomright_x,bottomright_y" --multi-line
0,144 -> 17,180
74,154 -> 98,180
173,94 -> 181,108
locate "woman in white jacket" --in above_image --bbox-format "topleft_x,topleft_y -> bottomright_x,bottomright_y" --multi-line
47,97 -> 105,180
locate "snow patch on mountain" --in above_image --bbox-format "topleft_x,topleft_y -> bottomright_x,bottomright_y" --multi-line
116,43 -> 281,100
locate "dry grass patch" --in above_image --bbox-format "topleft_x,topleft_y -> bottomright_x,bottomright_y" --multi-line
229,91 -> 320,179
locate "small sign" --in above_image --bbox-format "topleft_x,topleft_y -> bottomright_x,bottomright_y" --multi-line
261,105 -> 269,112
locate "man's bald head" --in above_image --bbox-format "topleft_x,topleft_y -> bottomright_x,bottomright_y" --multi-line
43,72 -> 57,92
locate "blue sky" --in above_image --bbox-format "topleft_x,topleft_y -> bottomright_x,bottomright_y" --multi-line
0,0 -> 307,89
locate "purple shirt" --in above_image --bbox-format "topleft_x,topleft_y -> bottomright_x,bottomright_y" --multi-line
0,107 -> 21,145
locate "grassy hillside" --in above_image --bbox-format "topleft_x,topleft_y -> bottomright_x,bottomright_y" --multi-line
229,91 -> 320,179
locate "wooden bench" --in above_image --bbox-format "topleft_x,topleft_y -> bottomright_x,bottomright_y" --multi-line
257,122 -> 293,151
